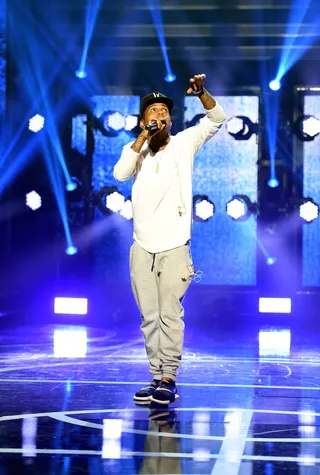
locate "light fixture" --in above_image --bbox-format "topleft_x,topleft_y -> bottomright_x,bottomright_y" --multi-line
164,72 -> 176,83
26,191 -> 42,211
269,79 -> 281,91
226,195 -> 256,221
193,195 -> 215,222
226,116 -> 258,140
299,199 -> 319,223
259,297 -> 291,314
65,246 -> 78,256
295,115 -> 320,141
29,114 -> 45,133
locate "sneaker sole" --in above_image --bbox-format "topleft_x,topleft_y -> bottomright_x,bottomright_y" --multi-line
149,394 -> 179,405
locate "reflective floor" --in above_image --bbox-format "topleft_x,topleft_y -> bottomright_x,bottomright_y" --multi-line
1,323 -> 320,474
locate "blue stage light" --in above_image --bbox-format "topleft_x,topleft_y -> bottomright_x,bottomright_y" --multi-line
269,79 -> 281,91
266,257 -> 276,265
65,181 -> 77,192
65,246 -> 78,256
267,178 -> 280,188
164,72 -> 176,83
76,70 -> 87,79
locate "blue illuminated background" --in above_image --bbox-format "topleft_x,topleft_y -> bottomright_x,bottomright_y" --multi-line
0,0 -> 6,120
302,94 -> 320,287
72,95 -> 259,286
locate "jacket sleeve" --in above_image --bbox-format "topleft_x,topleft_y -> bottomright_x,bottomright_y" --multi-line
113,141 -> 139,182
180,101 -> 227,154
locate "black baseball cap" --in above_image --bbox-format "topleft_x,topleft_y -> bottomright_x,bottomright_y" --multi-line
140,91 -> 174,117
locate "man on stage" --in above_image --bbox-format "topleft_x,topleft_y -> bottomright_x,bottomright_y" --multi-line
114,74 -> 226,404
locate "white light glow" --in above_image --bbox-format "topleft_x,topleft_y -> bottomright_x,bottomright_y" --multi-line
259,297 -> 291,314
54,297 -> 88,315
106,192 -> 125,212
108,112 -> 126,131
300,201 -> 319,223
195,200 -> 214,220
22,417 -> 37,458
53,329 -> 87,358
120,200 -> 133,220
125,115 -> 138,131
259,329 -> 291,357
227,198 -> 247,220
102,419 -> 123,459
302,116 -> 320,138
29,114 -> 45,133
26,191 -> 42,211
227,117 -> 244,135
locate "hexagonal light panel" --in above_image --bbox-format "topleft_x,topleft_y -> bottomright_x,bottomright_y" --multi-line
106,192 -> 125,212
302,116 -> 320,138
226,198 -> 247,220
107,112 -> 126,131
300,200 -> 319,223
26,191 -> 42,211
195,199 -> 215,221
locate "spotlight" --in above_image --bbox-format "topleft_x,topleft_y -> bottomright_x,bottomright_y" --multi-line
106,192 -> 125,213
76,70 -> 87,79
120,200 -> 133,220
95,187 -> 126,215
299,199 -> 319,223
226,116 -> 258,140
107,112 -> 126,132
65,180 -> 78,192
26,191 -> 42,211
226,195 -> 255,221
267,178 -> 280,188
65,246 -> 78,256
164,72 -> 176,83
295,115 -> 320,141
269,79 -> 281,91
266,257 -> 277,265
259,297 -> 291,314
29,114 -> 45,133
193,195 -> 215,222
125,115 -> 139,131
54,297 -> 88,315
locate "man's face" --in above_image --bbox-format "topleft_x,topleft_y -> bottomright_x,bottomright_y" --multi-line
141,102 -> 171,128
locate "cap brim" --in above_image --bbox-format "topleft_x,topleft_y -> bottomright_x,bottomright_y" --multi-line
140,97 -> 174,117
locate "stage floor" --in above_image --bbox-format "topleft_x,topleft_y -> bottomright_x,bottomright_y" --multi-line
0,322 -> 320,474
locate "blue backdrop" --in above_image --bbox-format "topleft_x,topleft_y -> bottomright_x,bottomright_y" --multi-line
302,94 -> 320,287
72,95 -> 258,286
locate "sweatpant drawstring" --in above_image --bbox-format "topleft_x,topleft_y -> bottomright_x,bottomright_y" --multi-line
151,254 -> 156,272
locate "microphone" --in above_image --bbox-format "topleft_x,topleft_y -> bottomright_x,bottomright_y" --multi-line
145,120 -> 166,131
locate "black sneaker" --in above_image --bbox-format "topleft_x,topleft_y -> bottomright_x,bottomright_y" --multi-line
133,379 -> 161,404
149,378 -> 179,405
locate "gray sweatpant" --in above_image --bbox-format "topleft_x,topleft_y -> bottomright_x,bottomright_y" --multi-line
130,241 -> 194,381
